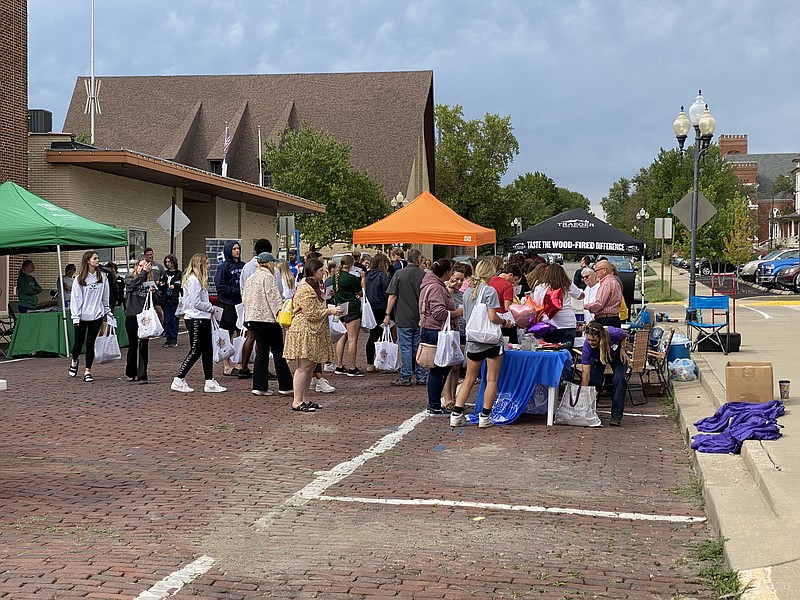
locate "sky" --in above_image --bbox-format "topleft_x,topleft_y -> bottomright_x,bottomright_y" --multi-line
26,0 -> 800,216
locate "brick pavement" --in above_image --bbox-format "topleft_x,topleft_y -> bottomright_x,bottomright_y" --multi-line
1,335 -> 717,599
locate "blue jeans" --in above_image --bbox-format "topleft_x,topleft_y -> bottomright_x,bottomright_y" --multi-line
588,353 -> 627,420
162,302 -> 179,344
397,326 -> 426,383
421,327 -> 449,410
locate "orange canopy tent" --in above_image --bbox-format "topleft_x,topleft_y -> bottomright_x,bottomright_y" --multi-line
352,191 -> 496,247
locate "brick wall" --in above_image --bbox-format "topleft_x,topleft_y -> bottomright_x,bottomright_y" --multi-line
718,134 -> 748,157
0,0 -> 27,187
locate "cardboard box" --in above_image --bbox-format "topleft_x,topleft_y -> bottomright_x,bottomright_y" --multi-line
725,362 -> 774,403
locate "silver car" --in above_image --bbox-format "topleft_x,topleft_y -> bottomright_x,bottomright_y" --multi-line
739,249 -> 797,281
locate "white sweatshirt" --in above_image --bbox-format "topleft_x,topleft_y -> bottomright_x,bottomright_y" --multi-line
71,271 -> 110,323
182,275 -> 213,320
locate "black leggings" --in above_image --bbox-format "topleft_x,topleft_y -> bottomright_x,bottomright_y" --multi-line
365,307 -> 387,365
177,318 -> 213,380
71,318 -> 103,368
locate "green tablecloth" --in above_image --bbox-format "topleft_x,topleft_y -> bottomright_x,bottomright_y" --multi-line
6,307 -> 128,358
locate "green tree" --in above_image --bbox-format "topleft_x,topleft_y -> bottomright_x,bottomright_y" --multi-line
262,123 -> 388,249
555,187 -> 591,213
601,178 -> 632,230
435,104 -> 519,241
504,172 -> 558,231
722,192 -> 756,266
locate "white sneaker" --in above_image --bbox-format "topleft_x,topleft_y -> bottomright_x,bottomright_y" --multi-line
323,363 -> 336,373
450,412 -> 467,427
251,389 -> 273,396
478,414 -> 494,428
315,378 -> 336,393
204,379 -> 227,393
171,377 -> 194,393
309,379 -> 316,390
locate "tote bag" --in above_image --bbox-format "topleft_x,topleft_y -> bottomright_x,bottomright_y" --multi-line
277,298 -> 293,327
554,383 -> 602,427
361,295 -> 377,330
465,285 -> 502,345
211,317 -> 235,363
415,342 -> 437,369
434,313 -> 465,367
137,289 -> 164,339
94,324 -> 122,363
374,324 -> 399,372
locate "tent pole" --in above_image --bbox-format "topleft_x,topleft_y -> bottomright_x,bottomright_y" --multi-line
640,251 -> 645,313
56,245 -> 70,358
170,193 -> 176,256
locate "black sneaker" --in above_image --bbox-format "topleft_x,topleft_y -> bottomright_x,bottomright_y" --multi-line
347,368 -> 365,377
237,368 -> 252,380
426,407 -> 449,416
334,366 -> 348,375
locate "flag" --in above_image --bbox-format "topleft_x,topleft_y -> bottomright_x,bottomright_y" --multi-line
221,124 -> 231,177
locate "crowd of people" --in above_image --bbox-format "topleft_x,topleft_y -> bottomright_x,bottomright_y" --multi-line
54,242 -> 629,425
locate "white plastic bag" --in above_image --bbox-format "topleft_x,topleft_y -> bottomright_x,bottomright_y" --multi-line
231,334 -> 246,364
434,313 -> 464,367
329,314 -> 347,342
175,294 -> 185,318
374,324 -> 399,372
94,324 -> 122,363
669,358 -> 697,381
211,317 -> 235,363
361,295 -> 377,330
554,383 -> 602,427
465,301 -> 502,345
235,302 -> 246,331
137,289 -> 164,339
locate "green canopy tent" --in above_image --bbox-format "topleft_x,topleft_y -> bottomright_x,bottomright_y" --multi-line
0,181 -> 129,355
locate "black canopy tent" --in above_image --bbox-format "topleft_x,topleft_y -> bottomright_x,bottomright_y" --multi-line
510,208 -> 646,311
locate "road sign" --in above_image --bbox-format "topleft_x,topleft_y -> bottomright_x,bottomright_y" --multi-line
654,217 -> 673,240
673,191 -> 716,230
157,205 -> 191,238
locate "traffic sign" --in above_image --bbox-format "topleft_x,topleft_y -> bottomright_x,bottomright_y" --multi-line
673,191 -> 716,230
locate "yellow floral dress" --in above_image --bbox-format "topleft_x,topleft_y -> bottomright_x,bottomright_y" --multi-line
283,280 -> 334,364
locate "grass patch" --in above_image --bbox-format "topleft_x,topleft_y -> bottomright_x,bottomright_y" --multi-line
668,473 -> 705,508
691,538 -> 748,599
644,278 -> 686,303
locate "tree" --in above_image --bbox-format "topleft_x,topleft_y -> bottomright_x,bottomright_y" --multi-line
722,192 -> 756,267
601,178 -> 632,230
435,104 -> 519,241
555,188 -> 591,213
504,172 -> 558,231
262,123 -> 388,249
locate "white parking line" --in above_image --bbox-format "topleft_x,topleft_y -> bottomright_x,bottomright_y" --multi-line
316,495 -> 706,524
134,555 -> 216,600
739,304 -> 772,319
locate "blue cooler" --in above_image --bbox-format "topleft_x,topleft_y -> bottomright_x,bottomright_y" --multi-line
668,335 -> 692,362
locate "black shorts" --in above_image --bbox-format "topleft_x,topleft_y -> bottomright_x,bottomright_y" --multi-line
341,313 -> 361,324
467,345 -> 502,362
220,303 -> 239,334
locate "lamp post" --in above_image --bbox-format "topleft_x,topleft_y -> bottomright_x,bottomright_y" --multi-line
673,90 -> 717,299
390,192 -> 406,211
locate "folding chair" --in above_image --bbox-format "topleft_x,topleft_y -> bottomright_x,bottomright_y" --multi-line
647,327 -> 675,397
625,329 -> 649,405
686,295 -> 730,354
0,300 -> 18,357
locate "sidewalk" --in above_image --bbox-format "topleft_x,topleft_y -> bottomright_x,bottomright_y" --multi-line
646,262 -> 800,599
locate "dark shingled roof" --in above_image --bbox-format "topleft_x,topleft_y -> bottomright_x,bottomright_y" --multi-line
63,71 -> 435,200
725,152 -> 798,201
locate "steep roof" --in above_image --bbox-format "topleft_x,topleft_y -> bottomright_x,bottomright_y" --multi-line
62,71 -> 435,201
725,152 -> 798,201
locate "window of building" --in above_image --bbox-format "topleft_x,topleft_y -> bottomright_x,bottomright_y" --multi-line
262,171 -> 273,187
129,228 -> 148,265
210,161 -> 223,175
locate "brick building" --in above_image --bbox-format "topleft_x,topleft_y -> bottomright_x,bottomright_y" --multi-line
0,0 -> 28,313
720,134 -> 800,247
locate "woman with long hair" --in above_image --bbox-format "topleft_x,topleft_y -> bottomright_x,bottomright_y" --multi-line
525,262 -> 548,293
124,258 -> 158,383
242,252 -> 294,396
171,253 -> 226,393
364,252 -> 391,372
332,254 -> 364,376
157,254 -> 182,348
275,259 -> 297,300
450,259 -> 513,429
419,259 -> 463,414
580,321 -> 629,426
284,258 -> 344,411
69,250 -> 112,382
532,263 -> 584,345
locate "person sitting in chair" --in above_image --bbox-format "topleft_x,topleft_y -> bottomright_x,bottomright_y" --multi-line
17,260 -> 57,313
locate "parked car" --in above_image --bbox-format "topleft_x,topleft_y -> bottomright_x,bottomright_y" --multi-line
696,258 -> 738,276
775,263 -> 800,292
330,251 -> 372,265
599,255 -> 635,272
756,255 -> 800,288
739,249 -> 798,281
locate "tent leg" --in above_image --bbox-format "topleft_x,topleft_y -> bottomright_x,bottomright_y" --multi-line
56,245 -> 70,358
640,252 -> 645,313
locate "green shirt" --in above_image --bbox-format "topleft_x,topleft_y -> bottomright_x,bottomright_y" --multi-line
17,272 -> 42,308
333,270 -> 362,317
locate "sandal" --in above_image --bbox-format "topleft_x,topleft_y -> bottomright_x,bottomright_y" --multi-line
83,373 -> 94,383
306,401 -> 321,410
68,360 -> 78,377
291,402 -> 316,412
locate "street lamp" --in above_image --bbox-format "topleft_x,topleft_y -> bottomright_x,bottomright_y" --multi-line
636,207 -> 650,232
673,90 -> 716,299
390,192 -> 406,211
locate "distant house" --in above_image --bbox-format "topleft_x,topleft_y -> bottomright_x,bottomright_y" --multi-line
62,70 -> 436,251
720,134 -> 800,247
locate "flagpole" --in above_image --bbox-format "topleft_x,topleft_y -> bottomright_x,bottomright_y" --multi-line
222,122 -> 229,177
90,0 -> 95,143
257,125 -> 263,186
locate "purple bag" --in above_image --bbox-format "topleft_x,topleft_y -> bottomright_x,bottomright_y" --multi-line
528,321 -> 555,339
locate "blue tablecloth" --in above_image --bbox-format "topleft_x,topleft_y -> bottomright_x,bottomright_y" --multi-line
470,349 -> 572,425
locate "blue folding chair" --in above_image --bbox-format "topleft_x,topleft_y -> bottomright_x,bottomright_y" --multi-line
686,295 -> 730,354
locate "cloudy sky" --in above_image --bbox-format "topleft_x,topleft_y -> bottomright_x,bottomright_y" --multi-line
27,0 -> 800,214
